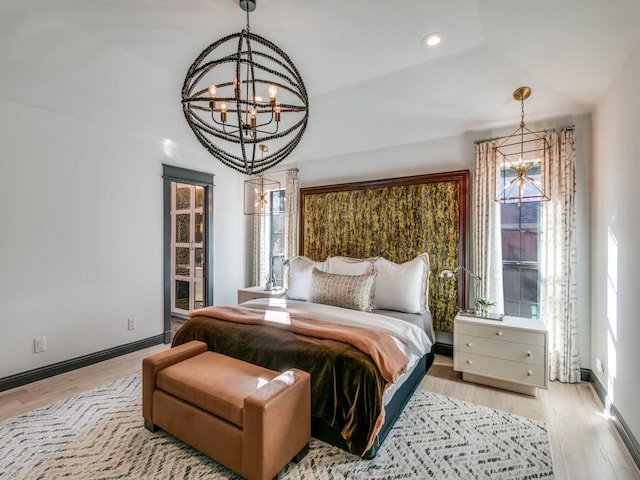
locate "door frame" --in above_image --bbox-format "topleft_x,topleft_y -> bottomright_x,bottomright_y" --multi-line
170,182 -> 205,316
162,164 -> 214,343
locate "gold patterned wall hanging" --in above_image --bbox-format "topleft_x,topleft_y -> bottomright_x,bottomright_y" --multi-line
300,171 -> 469,332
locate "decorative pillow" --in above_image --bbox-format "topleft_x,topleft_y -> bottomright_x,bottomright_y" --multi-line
308,268 -> 377,312
326,256 -> 376,275
373,253 -> 430,314
286,256 -> 327,301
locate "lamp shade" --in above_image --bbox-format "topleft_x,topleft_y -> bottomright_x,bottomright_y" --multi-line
495,87 -> 550,204
244,176 -> 283,215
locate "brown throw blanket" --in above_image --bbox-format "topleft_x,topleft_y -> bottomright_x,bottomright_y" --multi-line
172,305 -> 409,456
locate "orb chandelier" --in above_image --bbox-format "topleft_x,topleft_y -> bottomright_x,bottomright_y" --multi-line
495,86 -> 550,204
181,0 -> 309,175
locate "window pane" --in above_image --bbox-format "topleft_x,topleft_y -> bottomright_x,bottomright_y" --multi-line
502,230 -> 521,262
501,203 -> 521,226
195,186 -> 204,208
521,269 -> 539,303
175,247 -> 190,276
194,278 -> 204,309
520,201 -> 539,226
522,231 -> 538,262
195,248 -> 203,276
175,280 -> 190,310
502,268 -> 521,302
176,214 -> 190,243
503,300 -> 521,317
195,212 -> 203,243
176,184 -> 191,210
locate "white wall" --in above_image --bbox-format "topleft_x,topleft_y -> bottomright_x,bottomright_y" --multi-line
0,98 -> 247,378
295,113 -> 593,368
592,41 -> 640,441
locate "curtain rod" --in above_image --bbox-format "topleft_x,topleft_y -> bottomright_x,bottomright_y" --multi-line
473,125 -> 575,145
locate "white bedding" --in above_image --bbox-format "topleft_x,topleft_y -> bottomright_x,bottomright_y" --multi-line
240,297 -> 432,369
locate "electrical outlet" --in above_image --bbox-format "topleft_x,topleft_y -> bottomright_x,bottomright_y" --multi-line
595,358 -> 604,373
128,317 -> 136,330
34,336 -> 46,353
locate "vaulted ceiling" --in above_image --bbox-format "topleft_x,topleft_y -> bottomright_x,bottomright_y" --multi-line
2,0 -> 639,165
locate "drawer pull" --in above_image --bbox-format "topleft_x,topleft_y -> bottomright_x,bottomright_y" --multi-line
527,370 -> 533,376
466,342 -> 473,347
467,360 -> 473,365
527,351 -> 533,358
496,331 -> 503,336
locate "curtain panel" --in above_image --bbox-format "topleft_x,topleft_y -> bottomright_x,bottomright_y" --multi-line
285,169 -> 299,262
472,142 -> 505,314
542,129 -> 580,383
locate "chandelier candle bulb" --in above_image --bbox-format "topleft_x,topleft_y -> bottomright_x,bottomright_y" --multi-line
220,102 -> 227,122
268,84 -> 278,103
208,85 -> 217,109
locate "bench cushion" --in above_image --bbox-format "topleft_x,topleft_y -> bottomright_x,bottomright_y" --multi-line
157,351 -> 278,427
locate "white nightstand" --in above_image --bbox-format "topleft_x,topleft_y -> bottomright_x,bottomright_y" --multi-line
237,286 -> 286,304
453,312 -> 548,396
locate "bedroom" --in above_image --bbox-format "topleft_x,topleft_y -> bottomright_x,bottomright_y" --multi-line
1,0 -> 639,478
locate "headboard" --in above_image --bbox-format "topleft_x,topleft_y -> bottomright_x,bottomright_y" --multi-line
299,170 -> 469,332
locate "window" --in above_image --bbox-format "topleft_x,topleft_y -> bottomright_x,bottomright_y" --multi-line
500,199 -> 541,319
267,189 -> 286,288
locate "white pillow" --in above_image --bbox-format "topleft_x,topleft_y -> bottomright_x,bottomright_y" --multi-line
373,253 -> 430,314
286,256 -> 327,301
326,256 -> 376,275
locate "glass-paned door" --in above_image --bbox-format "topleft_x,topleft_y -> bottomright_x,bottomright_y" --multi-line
171,182 -> 205,315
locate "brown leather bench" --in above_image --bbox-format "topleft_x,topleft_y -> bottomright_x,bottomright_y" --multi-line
143,340 -> 311,480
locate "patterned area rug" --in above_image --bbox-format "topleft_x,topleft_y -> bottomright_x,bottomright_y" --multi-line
0,374 -> 554,479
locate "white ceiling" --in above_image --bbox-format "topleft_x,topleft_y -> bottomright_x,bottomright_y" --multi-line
2,0 -> 640,165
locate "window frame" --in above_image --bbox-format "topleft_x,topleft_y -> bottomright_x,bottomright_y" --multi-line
500,200 -> 541,319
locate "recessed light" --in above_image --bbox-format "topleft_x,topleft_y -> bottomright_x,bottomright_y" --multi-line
422,33 -> 442,47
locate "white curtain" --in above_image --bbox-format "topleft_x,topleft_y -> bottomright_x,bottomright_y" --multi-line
472,142 -> 504,314
541,129 -> 580,383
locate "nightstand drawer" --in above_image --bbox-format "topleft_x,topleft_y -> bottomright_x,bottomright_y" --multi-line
456,333 -> 545,366
456,321 -> 545,347
455,352 -> 546,388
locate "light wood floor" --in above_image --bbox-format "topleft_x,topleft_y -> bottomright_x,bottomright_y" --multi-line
1,347 -> 638,480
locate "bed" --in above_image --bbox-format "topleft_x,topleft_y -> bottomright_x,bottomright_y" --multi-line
173,171 -> 469,458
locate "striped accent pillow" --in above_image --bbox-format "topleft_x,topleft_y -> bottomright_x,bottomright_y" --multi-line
309,268 -> 377,312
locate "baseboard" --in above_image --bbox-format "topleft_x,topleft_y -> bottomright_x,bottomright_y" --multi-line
580,367 -> 591,382
590,371 -> 607,406
611,404 -> 640,469
0,335 -> 165,392
433,342 -> 453,357
582,367 -> 639,470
